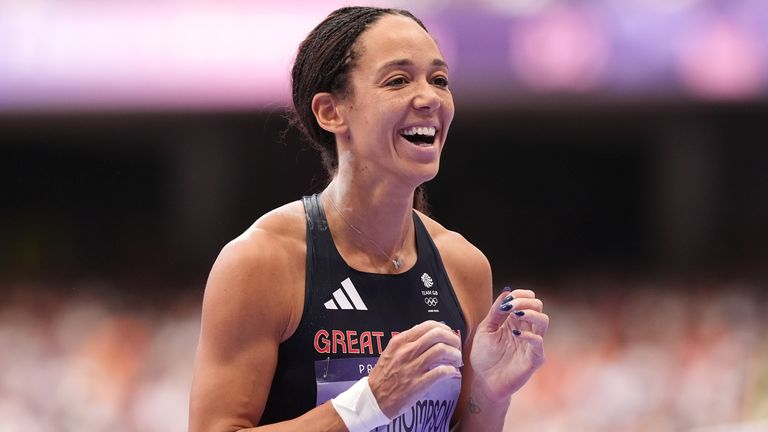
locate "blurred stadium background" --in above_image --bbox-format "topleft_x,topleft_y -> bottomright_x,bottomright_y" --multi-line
1,0 -> 767,430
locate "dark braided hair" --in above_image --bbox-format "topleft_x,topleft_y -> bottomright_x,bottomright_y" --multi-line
288,6 -> 431,213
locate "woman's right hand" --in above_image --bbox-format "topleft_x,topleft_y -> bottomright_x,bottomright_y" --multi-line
367,320 -> 463,418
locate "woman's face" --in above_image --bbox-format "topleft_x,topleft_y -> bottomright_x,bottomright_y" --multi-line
337,14 -> 455,185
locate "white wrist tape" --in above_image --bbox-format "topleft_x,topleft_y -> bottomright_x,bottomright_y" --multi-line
331,377 -> 390,432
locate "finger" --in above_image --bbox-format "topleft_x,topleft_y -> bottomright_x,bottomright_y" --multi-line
512,331 -> 545,360
419,364 -> 462,390
507,289 -> 542,331
411,326 -> 462,353
507,297 -> 543,313
480,290 -> 517,330
417,342 -> 463,371
504,298 -> 543,335
392,320 -> 452,346
509,310 -> 549,336
509,289 -> 536,299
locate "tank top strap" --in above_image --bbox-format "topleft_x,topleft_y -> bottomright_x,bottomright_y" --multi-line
412,210 -> 444,276
301,193 -> 336,262
302,193 -> 328,233
412,211 -> 431,261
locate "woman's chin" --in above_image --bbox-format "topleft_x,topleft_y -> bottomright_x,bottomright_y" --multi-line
400,160 -> 441,186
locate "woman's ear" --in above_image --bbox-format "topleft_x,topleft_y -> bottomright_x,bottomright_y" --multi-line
311,93 -> 348,135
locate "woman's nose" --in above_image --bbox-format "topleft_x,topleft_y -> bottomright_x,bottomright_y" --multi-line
412,81 -> 441,112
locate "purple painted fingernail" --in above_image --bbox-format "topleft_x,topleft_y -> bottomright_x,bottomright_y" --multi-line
503,286 -> 512,292
500,302 -> 514,312
502,294 -> 514,303
514,310 -> 525,317
512,329 -> 522,336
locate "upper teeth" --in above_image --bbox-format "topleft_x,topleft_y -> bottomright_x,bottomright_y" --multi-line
400,126 -> 436,137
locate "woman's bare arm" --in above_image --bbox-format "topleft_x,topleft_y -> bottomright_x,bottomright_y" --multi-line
189,206 -> 349,432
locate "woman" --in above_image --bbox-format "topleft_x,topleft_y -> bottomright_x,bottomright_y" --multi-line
189,6 -> 548,432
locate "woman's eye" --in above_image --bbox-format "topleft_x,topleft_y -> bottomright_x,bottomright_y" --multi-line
433,76 -> 449,87
386,77 -> 408,86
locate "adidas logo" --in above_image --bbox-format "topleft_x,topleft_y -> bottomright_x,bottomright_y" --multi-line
324,278 -> 368,310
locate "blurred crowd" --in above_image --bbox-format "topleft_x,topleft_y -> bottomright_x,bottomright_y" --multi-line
1,278 -> 766,432
0,281 -> 200,432
506,279 -> 768,432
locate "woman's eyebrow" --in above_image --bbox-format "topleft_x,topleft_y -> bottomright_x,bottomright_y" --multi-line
377,58 -> 449,72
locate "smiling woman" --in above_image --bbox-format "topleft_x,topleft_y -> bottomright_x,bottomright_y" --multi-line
309,12 -> 454,198
188,6 -> 548,432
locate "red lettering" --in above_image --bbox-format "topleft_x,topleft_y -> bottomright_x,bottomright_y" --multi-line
316,328 -> 459,355
346,330 -> 359,354
359,331 -> 373,355
372,331 -> 385,354
332,330 -> 347,354
314,329 -> 330,354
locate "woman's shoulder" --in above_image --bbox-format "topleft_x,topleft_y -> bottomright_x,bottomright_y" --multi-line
203,200 -> 308,341
209,198 -> 308,282
220,200 -> 307,262
242,200 -> 307,247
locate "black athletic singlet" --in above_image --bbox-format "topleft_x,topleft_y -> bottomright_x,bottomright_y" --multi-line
260,194 -> 467,431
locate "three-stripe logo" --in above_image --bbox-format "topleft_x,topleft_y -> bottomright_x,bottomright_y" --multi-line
324,277 -> 368,311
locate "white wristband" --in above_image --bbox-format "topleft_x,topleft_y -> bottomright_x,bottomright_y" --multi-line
331,377 -> 390,432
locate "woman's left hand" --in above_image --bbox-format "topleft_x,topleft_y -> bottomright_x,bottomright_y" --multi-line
469,288 -> 548,400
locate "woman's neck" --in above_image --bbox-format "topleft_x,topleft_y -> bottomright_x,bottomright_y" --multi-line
322,171 -> 416,271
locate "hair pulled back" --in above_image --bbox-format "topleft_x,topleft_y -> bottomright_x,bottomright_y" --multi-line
289,6 -> 427,174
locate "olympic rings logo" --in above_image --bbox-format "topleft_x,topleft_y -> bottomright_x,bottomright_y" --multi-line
424,297 -> 438,307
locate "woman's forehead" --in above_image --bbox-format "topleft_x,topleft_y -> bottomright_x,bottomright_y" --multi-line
355,15 -> 444,69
